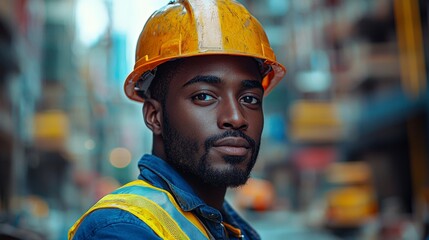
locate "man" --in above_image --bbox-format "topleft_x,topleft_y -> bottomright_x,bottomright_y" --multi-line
69,0 -> 285,239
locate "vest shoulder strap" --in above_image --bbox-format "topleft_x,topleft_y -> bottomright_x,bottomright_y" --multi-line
68,180 -> 209,240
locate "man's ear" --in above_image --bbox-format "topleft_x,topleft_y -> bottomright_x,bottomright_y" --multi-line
143,99 -> 163,135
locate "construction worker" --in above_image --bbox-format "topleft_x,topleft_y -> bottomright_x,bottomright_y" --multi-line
69,0 -> 285,239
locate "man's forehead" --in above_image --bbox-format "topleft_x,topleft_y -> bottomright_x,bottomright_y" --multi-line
174,55 -> 262,81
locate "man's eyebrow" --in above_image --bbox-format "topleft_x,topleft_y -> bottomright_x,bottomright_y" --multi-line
182,75 -> 221,88
182,76 -> 264,93
242,80 -> 264,93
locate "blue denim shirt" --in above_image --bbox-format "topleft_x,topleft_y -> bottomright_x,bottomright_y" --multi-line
72,154 -> 260,240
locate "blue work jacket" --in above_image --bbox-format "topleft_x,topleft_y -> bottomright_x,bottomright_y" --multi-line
70,154 -> 260,239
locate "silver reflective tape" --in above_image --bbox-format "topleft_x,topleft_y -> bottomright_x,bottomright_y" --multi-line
189,0 -> 222,50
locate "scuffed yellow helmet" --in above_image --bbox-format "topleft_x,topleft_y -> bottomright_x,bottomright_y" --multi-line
124,0 -> 286,102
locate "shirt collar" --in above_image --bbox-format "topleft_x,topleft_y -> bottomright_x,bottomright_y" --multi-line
137,154 -> 206,211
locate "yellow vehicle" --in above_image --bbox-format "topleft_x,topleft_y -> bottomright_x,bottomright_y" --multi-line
324,161 -> 377,228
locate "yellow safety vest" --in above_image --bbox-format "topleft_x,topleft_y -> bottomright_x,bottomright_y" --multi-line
68,180 -> 210,240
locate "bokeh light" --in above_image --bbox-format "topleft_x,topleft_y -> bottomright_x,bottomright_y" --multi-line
109,147 -> 132,168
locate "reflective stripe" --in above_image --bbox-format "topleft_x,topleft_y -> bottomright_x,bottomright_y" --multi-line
189,0 -> 223,50
68,180 -> 209,240
114,181 -> 209,238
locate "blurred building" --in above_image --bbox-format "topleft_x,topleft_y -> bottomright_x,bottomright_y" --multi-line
244,0 -> 428,239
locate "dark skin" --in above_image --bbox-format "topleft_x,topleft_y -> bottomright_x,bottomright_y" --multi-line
143,55 -> 264,210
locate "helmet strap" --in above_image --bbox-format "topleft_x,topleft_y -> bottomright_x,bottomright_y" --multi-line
134,68 -> 157,98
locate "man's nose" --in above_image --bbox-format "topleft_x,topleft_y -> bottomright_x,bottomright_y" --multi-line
217,97 -> 248,130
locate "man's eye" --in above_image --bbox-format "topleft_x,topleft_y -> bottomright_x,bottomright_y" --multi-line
192,93 -> 214,101
241,96 -> 260,105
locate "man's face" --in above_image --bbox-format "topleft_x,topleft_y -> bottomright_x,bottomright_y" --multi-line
161,55 -> 264,188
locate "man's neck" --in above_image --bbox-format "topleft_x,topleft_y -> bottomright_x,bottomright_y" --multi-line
183,176 -> 227,210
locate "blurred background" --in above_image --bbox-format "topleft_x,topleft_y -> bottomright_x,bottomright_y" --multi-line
0,0 -> 428,239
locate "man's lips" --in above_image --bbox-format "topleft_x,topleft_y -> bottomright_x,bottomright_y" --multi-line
212,137 -> 250,156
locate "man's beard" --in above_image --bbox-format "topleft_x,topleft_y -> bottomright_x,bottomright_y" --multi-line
162,114 -> 260,188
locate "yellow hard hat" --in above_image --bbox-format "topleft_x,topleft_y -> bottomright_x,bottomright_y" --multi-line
124,0 -> 286,102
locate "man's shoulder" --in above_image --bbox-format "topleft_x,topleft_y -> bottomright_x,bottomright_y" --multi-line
72,208 -> 160,239
80,208 -> 141,226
